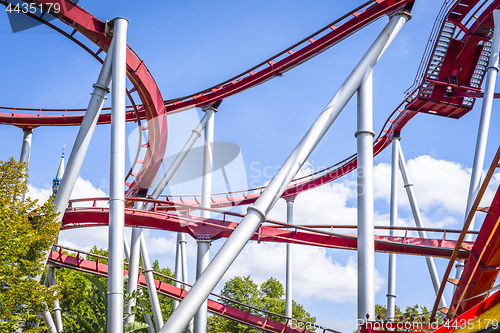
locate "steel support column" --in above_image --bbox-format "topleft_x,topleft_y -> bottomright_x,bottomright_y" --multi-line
36,33 -> 116,290
387,137 -> 400,324
194,107 -> 215,333
19,128 -> 33,165
357,67 -> 375,323
140,231 -> 164,329
123,234 -> 155,332
107,17 -> 128,333
40,310 -> 57,333
173,232 -> 183,311
19,128 -> 33,202
455,9 -> 500,283
160,10 -> 410,333
145,107 -> 216,210
125,227 -> 142,322
398,144 -> 447,309
285,198 -> 294,318
46,267 -> 63,332
180,232 -> 194,333
53,40 -> 115,219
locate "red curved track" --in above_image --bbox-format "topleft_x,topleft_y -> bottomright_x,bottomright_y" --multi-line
0,0 -> 168,195
159,0 -> 500,207
62,198 -> 472,259
0,0 -> 411,128
5,0 -> 500,328
2,0 -> 497,204
48,245 -> 335,333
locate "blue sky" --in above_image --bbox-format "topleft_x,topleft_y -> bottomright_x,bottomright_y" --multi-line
1,0 -> 500,330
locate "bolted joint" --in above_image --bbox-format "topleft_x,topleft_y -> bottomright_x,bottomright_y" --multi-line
386,293 -> 397,298
390,8 -> 412,21
403,183 -> 413,188
354,130 -> 376,138
192,128 -> 203,137
93,83 -> 111,93
247,206 -> 266,222
105,17 -> 129,38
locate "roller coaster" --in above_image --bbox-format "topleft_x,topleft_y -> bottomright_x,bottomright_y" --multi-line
3,0 -> 500,332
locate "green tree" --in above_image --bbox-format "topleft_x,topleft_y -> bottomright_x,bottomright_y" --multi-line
61,274 -> 149,332
375,304 -> 442,331
0,157 -> 61,332
55,246 -> 175,332
208,276 -> 316,333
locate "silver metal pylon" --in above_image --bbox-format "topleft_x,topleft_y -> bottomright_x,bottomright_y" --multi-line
180,232 -> 194,333
107,17 -> 128,333
357,67 -> 375,322
125,227 -> 142,322
144,106 -> 216,210
140,230 -> 165,329
386,137 -> 400,323
123,235 -> 155,332
455,9 -> 500,283
398,144 -> 447,309
173,232 -> 183,310
45,267 -> 63,332
19,128 -> 33,165
40,310 -> 57,333
160,9 -> 410,333
285,197 -> 294,318
19,128 -> 33,202
53,40 -> 115,220
194,107 -> 215,333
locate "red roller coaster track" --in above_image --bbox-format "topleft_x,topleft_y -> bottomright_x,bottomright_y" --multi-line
47,245 -> 337,333
4,0 -> 500,330
61,198 -> 473,259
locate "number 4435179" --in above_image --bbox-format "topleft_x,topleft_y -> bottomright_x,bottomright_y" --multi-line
6,2 -> 61,14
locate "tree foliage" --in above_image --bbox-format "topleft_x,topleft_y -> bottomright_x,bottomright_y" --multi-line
55,246 -> 175,332
60,274 -> 149,332
0,157 -> 61,332
375,304 -> 442,331
208,276 -> 316,333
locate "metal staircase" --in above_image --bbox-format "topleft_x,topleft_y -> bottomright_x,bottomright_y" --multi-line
420,21 -> 457,99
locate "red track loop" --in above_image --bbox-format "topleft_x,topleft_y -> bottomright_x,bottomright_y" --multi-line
160,0 -> 500,207
0,0 -> 411,127
48,245 -> 337,333
0,0 -> 168,194
62,198 -> 472,259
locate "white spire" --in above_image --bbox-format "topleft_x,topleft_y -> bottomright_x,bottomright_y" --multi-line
55,146 -> 65,180
52,146 -> 65,196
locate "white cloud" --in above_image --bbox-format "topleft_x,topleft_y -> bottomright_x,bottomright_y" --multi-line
141,230 -> 197,259
27,184 -> 52,203
27,176 -> 107,206
221,242 -> 384,303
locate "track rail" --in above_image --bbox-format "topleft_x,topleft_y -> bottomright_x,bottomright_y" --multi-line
62,198 -> 472,259
430,145 -> 500,320
4,0 -> 497,205
446,150 -> 500,318
156,0 -> 500,208
0,0 -> 412,127
48,245 -> 340,333
0,0 -> 168,195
